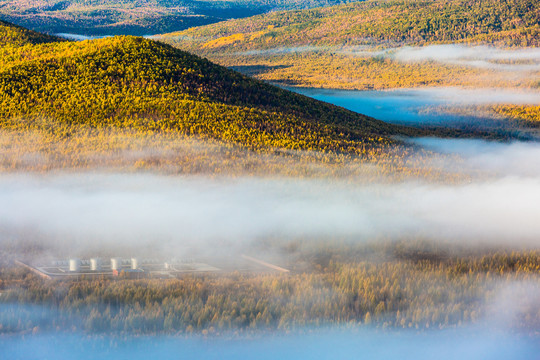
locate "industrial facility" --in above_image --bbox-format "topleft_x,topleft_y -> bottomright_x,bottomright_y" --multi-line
16,257 -> 220,280
16,255 -> 289,280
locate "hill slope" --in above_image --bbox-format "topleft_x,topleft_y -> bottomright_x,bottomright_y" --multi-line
0,21 -> 414,161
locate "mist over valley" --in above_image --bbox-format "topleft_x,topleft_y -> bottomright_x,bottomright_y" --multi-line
1,0 -> 540,358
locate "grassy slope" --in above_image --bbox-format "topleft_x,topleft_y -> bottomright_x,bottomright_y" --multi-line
0,21 -> 417,161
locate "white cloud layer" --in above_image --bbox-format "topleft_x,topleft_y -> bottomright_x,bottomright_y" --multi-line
344,44 -> 540,72
1,168 -> 540,255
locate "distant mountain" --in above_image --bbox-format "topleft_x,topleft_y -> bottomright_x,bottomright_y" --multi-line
155,0 -> 539,91
0,0 -> 362,36
0,21 -> 413,157
159,0 -> 539,51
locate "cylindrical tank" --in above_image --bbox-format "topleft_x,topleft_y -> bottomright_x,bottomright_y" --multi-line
69,258 -> 81,272
111,257 -> 123,271
90,258 -> 102,271
131,258 -> 139,270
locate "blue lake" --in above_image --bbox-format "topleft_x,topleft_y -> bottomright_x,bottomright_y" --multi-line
2,328 -> 540,360
291,87 -> 540,129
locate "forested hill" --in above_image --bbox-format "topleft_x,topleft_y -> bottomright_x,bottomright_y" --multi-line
159,0 -> 540,52
0,22 -> 413,155
0,20 -> 65,46
0,0 -> 361,36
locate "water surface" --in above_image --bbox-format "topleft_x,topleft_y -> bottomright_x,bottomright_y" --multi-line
2,328 -> 539,360
291,87 -> 540,128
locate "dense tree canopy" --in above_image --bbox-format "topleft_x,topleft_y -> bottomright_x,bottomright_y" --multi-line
2,243 -> 540,334
0,21 -> 414,159
164,0 -> 540,49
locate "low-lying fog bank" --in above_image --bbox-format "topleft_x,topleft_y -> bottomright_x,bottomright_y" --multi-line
1,133 -> 539,257
344,44 -> 540,73
2,327 -> 539,360
413,138 -> 540,177
241,44 -> 540,74
1,167 -> 539,257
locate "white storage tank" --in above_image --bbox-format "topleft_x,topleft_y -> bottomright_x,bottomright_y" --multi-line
131,258 -> 139,270
111,257 -> 123,271
90,258 -> 102,271
69,258 -> 81,272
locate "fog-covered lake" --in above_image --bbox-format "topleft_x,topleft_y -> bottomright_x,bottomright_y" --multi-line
55,33 -> 155,41
54,33 -> 111,41
291,87 -> 540,128
3,328 -> 540,360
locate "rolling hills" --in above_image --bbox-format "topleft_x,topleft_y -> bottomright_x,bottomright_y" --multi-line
157,0 -> 540,90
161,0 -> 539,51
0,20 -> 431,173
0,0 -> 361,36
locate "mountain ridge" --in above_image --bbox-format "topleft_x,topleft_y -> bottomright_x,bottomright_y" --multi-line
0,0 -> 361,36
159,0 -> 539,51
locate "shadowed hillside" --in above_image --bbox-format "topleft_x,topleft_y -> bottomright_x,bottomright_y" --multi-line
0,19 -> 65,46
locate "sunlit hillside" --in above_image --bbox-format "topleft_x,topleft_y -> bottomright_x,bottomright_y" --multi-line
161,0 -> 539,50
157,0 -> 540,123
0,21 -> 535,175
157,0 -> 540,90
0,21 -> 426,170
